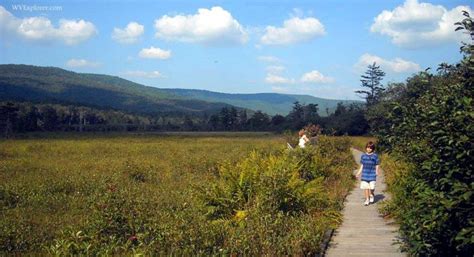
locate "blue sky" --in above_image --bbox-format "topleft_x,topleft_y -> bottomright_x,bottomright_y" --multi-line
1,0 -> 472,100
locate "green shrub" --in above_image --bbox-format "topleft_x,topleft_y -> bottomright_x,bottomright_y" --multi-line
203,150 -> 329,220
201,136 -> 354,255
371,13 -> 474,255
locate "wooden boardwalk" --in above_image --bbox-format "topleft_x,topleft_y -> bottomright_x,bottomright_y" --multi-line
325,148 -> 405,257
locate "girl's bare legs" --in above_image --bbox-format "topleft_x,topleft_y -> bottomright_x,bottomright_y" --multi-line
365,189 -> 370,200
364,189 -> 370,205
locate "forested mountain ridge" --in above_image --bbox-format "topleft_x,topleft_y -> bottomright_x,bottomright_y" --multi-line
0,64 -> 233,115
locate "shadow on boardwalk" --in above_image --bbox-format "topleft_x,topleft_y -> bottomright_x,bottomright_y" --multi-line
324,148 -> 405,257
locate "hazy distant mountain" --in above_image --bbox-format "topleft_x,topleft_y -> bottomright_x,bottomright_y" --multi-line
0,64 -> 361,117
160,88 -> 361,116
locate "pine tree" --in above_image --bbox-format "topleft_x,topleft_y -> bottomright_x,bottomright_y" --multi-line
356,62 -> 386,106
287,101 -> 304,129
0,102 -> 19,138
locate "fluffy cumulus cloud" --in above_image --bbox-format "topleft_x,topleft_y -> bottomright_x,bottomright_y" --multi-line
124,70 -> 164,79
154,6 -> 248,45
355,53 -> 421,73
301,70 -> 334,84
112,22 -> 144,44
370,0 -> 473,48
66,59 -> 100,68
138,46 -> 171,59
260,16 -> 325,45
0,6 -> 96,45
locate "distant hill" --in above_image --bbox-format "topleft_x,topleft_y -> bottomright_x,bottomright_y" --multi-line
0,64 -> 361,117
160,88 -> 361,116
0,64 -> 233,116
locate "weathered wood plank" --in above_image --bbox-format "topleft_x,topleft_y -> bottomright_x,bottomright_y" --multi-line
325,148 -> 405,257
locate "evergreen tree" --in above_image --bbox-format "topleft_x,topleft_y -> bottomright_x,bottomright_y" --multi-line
208,114 -> 220,131
219,107 -> 231,130
24,106 -> 39,131
183,116 -> 194,131
356,62 -> 386,106
271,114 -> 286,130
237,110 -> 248,130
248,111 -> 270,131
303,103 -> 320,125
41,106 -> 59,131
286,101 -> 304,129
229,107 -> 238,130
0,102 -> 19,137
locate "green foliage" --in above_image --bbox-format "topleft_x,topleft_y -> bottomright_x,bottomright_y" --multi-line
203,150 -> 328,220
47,180 -> 161,256
0,218 -> 38,252
371,12 -> 474,256
323,103 -> 368,136
200,136 -> 354,255
0,134 -> 355,255
1,100 -> 368,135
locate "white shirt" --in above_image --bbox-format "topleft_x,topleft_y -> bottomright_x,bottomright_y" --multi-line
298,135 -> 309,148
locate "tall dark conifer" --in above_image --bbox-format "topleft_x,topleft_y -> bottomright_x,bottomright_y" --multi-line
356,62 -> 386,106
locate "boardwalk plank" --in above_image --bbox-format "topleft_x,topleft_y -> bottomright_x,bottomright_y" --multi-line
325,148 -> 405,257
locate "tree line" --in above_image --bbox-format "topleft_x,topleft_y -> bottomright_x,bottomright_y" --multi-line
0,99 -> 368,137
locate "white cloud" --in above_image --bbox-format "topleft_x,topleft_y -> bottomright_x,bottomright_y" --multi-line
257,55 -> 281,63
355,53 -> 421,73
260,16 -> 325,45
112,22 -> 144,44
301,70 -> 334,84
124,70 -> 164,79
265,74 -> 295,84
370,0 -> 473,48
265,67 -> 334,85
138,46 -> 171,59
66,59 -> 100,68
154,6 -> 248,45
266,65 -> 285,73
0,6 -> 96,45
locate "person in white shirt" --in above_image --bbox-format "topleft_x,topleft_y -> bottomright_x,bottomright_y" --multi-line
298,129 -> 310,148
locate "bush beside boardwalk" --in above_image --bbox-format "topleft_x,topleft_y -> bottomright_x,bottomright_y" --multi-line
369,13 -> 474,256
1,134 -> 355,255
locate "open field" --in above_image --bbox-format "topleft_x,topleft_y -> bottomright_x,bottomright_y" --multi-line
1,133 -> 357,255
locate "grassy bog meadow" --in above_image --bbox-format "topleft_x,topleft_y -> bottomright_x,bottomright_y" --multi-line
0,133 -> 356,255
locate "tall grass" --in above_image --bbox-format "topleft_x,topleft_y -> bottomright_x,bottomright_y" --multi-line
1,133 -> 356,255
